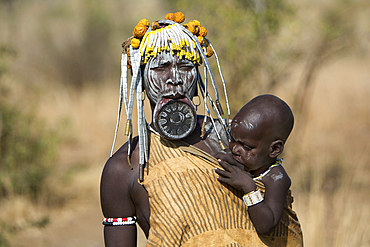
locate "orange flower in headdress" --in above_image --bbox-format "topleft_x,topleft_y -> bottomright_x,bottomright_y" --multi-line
204,38 -> 209,47
138,19 -> 149,27
151,21 -> 160,30
133,24 -> 147,39
197,36 -> 204,45
174,12 -> 185,23
127,48 -> 131,67
187,20 -> 200,35
193,20 -> 201,28
165,13 -> 175,21
198,27 -> 207,37
206,46 -> 214,57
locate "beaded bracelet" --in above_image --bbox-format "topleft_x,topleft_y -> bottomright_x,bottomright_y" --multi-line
102,216 -> 137,226
242,189 -> 264,207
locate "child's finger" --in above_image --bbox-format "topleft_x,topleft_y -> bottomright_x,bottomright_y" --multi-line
214,167 -> 230,178
216,176 -> 232,185
217,159 -> 232,171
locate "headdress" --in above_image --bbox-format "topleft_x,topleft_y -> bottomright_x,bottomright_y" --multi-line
110,12 -> 231,181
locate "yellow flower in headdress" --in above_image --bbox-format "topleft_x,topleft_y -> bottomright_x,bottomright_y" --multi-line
133,24 -> 147,39
174,12 -> 185,23
131,38 -> 141,49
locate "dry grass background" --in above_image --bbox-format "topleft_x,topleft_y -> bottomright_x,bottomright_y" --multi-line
1,0 -> 370,246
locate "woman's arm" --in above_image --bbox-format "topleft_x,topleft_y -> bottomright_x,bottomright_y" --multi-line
100,139 -> 150,246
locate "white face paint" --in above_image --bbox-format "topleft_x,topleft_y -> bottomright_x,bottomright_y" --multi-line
143,52 -> 197,105
228,112 -> 272,175
143,52 -> 199,139
241,113 -> 261,130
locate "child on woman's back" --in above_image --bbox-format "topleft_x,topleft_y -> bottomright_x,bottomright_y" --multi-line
215,94 -> 303,246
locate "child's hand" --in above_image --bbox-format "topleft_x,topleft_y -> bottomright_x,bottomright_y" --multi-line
215,159 -> 257,194
215,148 -> 236,165
215,148 -> 244,169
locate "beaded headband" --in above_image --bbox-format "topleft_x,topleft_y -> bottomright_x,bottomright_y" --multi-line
110,12 -> 231,182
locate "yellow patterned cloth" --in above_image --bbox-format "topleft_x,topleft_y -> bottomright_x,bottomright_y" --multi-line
141,133 -> 303,246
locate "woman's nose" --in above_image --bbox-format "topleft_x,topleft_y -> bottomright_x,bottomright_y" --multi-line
166,68 -> 182,85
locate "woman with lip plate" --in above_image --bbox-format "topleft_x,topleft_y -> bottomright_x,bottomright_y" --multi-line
100,12 -> 300,247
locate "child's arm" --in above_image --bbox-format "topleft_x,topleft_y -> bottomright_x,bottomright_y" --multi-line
215,156 -> 291,235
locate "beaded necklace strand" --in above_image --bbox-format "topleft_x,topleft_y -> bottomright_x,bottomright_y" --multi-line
253,158 -> 283,181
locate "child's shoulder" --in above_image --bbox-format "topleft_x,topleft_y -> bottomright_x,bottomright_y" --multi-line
262,164 -> 291,189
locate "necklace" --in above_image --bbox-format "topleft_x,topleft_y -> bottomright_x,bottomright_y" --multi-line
252,158 -> 283,181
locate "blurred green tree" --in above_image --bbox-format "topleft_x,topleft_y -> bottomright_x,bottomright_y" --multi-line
0,45 -> 60,200
0,45 -> 16,79
36,0 -> 113,89
293,0 -> 360,115
163,0 -> 366,118
163,0 -> 300,113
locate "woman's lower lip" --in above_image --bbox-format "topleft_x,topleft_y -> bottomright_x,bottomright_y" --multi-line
163,94 -> 184,99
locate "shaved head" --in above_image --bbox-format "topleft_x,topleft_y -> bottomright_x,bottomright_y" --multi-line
234,95 -> 294,143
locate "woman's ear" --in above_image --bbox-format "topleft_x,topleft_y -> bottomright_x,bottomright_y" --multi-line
269,140 -> 284,158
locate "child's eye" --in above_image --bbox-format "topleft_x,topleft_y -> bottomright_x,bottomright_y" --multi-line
243,145 -> 252,151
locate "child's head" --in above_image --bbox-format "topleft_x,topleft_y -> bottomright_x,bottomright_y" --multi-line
229,94 -> 294,174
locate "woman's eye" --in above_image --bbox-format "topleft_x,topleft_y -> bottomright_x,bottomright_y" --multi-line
243,145 -> 252,151
151,66 -> 166,71
179,66 -> 193,71
151,62 -> 170,70
179,63 -> 194,68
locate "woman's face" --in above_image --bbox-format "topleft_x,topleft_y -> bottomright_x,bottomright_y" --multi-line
143,52 -> 198,105
143,52 -> 198,139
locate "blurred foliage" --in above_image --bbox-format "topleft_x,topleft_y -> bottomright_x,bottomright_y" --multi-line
164,0 -> 300,113
36,0 -> 113,89
0,0 -> 366,197
0,41 -> 61,245
0,105 -> 60,200
293,0 -> 361,115
0,233 -> 10,247
164,0 -> 368,116
0,46 -> 60,200
0,0 -> 369,245
0,44 -> 16,79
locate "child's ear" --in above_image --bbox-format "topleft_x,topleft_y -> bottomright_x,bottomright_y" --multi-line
269,140 -> 284,158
